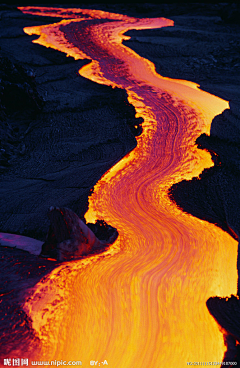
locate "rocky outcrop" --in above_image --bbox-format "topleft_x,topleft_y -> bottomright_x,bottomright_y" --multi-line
41,207 -> 118,261
169,101 -> 240,241
0,56 -> 44,173
87,219 -> 118,244
219,3 -> 240,25
207,295 -> 240,364
207,295 -> 240,342
0,56 -> 43,112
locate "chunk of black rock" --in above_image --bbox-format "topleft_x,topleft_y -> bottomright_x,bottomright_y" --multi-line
207,295 -> 240,342
219,3 -> 240,25
87,219 -> 118,244
40,207 -> 118,262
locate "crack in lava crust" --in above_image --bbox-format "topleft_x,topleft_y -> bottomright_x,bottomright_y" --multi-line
18,6 -> 237,367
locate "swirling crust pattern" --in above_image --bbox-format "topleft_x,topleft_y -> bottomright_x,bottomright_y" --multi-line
19,7 -> 237,367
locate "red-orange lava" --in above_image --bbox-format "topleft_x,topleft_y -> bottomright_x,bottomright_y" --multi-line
17,6 -> 237,367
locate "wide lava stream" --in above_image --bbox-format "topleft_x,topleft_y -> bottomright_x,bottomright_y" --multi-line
16,6 -> 238,367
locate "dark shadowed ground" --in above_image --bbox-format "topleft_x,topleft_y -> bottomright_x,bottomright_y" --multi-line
0,2 -> 240,363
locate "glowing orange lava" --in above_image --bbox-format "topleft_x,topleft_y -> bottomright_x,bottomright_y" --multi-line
18,6 -> 237,367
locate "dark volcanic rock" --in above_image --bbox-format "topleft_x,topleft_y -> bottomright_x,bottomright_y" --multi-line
219,3 -> 240,25
0,56 -> 44,174
87,219 -> 118,243
41,207 -> 117,261
111,88 -> 143,136
0,4 -> 17,11
207,295 -> 240,341
210,101 -> 240,144
169,101 -> 240,240
41,206 -> 103,261
169,163 -> 240,240
207,295 -> 240,364
0,56 -> 43,112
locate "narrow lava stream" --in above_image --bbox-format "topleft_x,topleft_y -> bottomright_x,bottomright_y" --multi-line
19,7 -> 238,367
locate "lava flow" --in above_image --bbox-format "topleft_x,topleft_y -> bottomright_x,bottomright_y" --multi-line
17,6 -> 237,367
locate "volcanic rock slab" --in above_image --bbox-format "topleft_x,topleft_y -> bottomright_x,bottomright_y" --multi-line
41,206 -> 117,261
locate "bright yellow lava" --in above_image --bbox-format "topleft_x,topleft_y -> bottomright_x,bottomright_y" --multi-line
18,7 -> 237,367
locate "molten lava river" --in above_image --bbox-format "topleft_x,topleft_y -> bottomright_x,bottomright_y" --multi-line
17,6 -> 237,367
